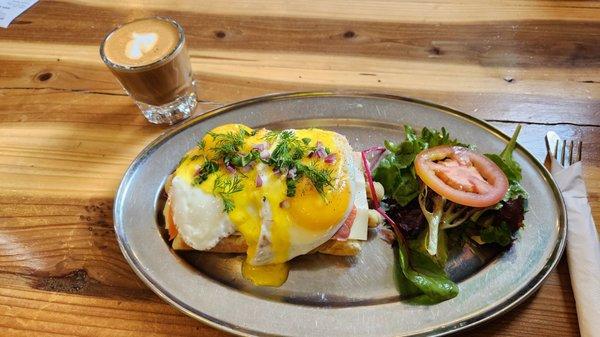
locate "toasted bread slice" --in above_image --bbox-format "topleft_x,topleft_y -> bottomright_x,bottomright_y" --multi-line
314,239 -> 361,256
171,232 -> 361,256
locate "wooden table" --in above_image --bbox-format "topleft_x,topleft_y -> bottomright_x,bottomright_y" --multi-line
1,1 -> 598,336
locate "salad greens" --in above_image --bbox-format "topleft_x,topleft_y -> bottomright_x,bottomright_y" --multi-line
418,186 -> 475,258
374,126 -> 462,207
480,221 -> 513,247
394,235 -> 458,302
373,125 -> 527,303
485,125 -> 529,202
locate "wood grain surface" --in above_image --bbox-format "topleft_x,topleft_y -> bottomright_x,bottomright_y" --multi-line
1,0 -> 599,336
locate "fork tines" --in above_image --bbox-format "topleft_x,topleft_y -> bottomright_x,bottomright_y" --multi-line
554,139 -> 583,166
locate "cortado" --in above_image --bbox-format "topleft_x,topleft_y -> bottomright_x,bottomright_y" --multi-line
100,17 -> 196,124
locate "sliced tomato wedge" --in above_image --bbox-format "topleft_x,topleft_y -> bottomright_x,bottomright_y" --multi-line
414,145 -> 508,208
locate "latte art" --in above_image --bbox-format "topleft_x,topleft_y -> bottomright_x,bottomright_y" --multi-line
100,17 -> 195,109
102,18 -> 179,67
126,32 -> 159,60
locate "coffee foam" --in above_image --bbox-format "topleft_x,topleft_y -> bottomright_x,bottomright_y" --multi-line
103,18 -> 179,67
126,32 -> 159,60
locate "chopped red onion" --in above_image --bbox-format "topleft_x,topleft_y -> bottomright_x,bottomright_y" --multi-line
241,164 -> 252,173
361,151 -> 380,209
364,145 -> 386,153
314,141 -> 327,158
252,142 -> 267,152
255,174 -> 263,187
226,164 -> 236,173
259,149 -> 270,160
324,153 -> 336,164
287,167 -> 297,179
316,148 -> 327,159
361,148 -> 406,245
363,146 -> 387,169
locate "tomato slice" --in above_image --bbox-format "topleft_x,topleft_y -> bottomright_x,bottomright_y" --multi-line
414,146 -> 508,208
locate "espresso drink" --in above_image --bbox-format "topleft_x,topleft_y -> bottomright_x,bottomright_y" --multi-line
100,17 -> 196,124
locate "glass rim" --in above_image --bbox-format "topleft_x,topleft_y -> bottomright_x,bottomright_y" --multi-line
99,16 -> 186,73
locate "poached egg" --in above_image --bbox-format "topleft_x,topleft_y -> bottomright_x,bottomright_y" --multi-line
167,124 -> 368,286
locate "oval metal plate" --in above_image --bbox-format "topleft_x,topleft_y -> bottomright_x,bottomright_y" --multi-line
114,92 -> 566,337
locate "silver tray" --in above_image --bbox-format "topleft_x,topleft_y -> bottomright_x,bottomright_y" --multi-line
114,92 -> 566,336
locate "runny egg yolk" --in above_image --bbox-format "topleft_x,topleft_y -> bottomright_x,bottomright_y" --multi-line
174,124 -> 352,286
242,262 -> 290,287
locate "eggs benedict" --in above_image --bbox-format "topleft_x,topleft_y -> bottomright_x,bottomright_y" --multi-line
163,124 -> 375,286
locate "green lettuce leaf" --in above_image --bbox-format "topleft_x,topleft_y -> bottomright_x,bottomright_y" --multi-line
374,125 -> 461,206
485,125 -> 529,201
394,237 -> 458,302
504,181 -> 529,201
480,221 -> 513,246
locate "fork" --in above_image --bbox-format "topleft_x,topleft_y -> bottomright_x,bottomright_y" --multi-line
544,132 -> 599,337
545,131 -> 583,167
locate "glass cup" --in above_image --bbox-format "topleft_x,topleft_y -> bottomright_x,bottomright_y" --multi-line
100,17 -> 197,124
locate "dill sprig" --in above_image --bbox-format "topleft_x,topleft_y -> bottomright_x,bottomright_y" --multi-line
193,159 -> 219,186
286,178 -> 297,197
297,162 -> 334,195
197,139 -> 206,150
209,129 -> 250,161
209,128 -> 261,169
264,130 -> 281,143
264,130 -> 334,197
213,174 -> 244,213
266,130 -> 308,170
230,151 -> 259,168
193,128 -> 334,199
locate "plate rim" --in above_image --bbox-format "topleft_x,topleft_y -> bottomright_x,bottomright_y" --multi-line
113,91 -> 567,337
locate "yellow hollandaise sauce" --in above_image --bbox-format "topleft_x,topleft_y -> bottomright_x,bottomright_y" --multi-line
173,124 -> 353,286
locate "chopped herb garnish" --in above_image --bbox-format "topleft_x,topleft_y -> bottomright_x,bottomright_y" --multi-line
213,174 -> 244,213
283,162 -> 334,197
264,130 -> 281,143
209,129 -> 251,161
208,128 -> 261,169
193,160 -> 219,185
297,163 -> 334,195
263,130 -> 335,197
191,128 -> 336,198
197,139 -> 206,150
286,178 -> 297,197
229,150 -> 260,168
267,130 -> 308,169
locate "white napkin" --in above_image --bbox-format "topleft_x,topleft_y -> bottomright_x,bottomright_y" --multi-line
551,159 -> 600,337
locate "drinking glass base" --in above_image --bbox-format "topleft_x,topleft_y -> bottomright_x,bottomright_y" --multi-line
136,92 -> 197,125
